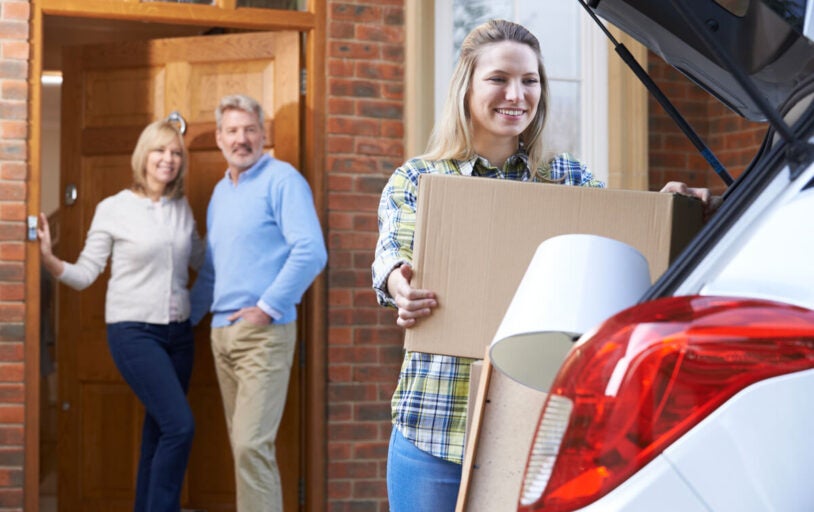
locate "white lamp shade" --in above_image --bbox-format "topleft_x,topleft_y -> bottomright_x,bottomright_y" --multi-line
489,234 -> 651,391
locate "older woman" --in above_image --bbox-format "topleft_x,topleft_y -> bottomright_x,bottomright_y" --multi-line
38,119 -> 204,512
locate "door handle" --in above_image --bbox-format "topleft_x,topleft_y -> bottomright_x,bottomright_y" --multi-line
166,111 -> 188,135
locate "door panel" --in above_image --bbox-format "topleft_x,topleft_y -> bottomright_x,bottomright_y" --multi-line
58,31 -> 301,512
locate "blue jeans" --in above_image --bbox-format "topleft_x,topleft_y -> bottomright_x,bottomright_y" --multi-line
387,427 -> 462,512
107,321 -> 195,512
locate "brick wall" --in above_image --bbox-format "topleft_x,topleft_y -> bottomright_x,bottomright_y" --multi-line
325,1 -> 406,510
647,51 -> 766,195
0,0 -> 29,510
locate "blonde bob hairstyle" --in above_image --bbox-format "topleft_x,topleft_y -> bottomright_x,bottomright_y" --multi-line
423,19 -> 551,173
130,120 -> 188,200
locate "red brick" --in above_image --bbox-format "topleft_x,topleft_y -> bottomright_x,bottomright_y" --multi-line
0,383 -> 23,402
328,97 -> 355,116
328,156 -> 379,174
0,242 -> 22,260
0,305 -> 23,323
329,20 -> 355,39
328,458 -> 378,478
0,487 -> 23,508
2,2 -> 30,21
330,41 -> 380,60
0,202 -> 24,221
355,62 -> 402,81
0,425 -> 22,445
0,467 -> 23,486
328,479 -> 352,500
326,250 -> 351,268
354,326 -> 402,346
0,324 -> 23,342
330,232 -> 378,252
0,222 -> 25,241
328,59 -> 354,77
326,135 -> 354,153
0,183 -> 24,201
0,162 -> 26,180
0,140 -> 26,160
355,137 -> 402,157
327,326 -> 352,345
328,175 -> 353,192
0,21 -> 27,40
380,120 -> 403,138
0,120 -> 25,138
328,211 -> 354,230
328,383 -> 378,402
380,81 -> 403,101
352,290 -> 379,308
329,78 -> 379,98
330,4 -> 381,23
352,215 -> 377,233
1,41 -> 28,61
0,60 -> 27,80
353,365 -> 398,384
0,261 -> 24,282
353,479 -> 387,499
358,100 -> 401,120
327,116 -> 380,137
355,24 -> 403,44
0,283 -> 22,301
328,364 -> 352,382
382,6 -> 403,24
0,404 -> 23,422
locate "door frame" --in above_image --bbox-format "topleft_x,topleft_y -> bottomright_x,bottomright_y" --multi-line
26,2 -> 328,511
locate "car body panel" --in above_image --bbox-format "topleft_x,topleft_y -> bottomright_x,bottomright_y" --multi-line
700,181 -> 814,309
576,369 -> 814,511
665,369 -> 814,512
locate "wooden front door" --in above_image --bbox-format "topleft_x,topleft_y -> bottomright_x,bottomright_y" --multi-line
57,31 -> 301,512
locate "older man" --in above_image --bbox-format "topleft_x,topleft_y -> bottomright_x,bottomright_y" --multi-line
191,94 -> 327,512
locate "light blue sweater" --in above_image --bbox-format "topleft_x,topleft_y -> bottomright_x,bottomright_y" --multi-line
190,154 -> 327,327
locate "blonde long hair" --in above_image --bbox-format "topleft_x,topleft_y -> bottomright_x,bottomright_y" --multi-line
422,19 -> 551,172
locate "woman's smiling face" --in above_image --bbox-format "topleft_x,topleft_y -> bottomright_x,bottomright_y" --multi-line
145,138 -> 183,193
468,40 -> 541,148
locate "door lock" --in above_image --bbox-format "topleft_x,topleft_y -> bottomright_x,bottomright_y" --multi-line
64,183 -> 78,206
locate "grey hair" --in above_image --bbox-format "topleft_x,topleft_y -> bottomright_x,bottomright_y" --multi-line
215,94 -> 265,129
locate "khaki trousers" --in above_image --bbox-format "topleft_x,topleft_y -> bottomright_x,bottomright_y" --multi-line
211,320 -> 297,512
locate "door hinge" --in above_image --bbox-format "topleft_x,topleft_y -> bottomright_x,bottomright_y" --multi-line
300,69 -> 307,95
299,477 -> 305,506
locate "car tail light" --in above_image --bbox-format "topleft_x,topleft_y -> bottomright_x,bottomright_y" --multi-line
518,296 -> 814,512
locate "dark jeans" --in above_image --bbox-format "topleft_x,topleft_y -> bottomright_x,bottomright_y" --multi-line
106,321 -> 195,512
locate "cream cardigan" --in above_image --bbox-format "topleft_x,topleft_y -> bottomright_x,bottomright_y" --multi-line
59,189 -> 204,324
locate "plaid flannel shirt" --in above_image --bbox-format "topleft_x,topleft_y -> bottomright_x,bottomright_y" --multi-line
373,151 -> 604,464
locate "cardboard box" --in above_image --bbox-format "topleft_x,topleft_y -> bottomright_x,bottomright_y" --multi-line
404,174 -> 704,358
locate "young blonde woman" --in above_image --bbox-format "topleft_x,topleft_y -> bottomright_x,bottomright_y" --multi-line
39,120 -> 204,512
373,19 -> 713,512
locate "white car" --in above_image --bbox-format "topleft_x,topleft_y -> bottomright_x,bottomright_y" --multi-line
517,1 -> 814,511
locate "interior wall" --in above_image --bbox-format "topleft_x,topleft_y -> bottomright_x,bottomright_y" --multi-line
40,81 -> 60,216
